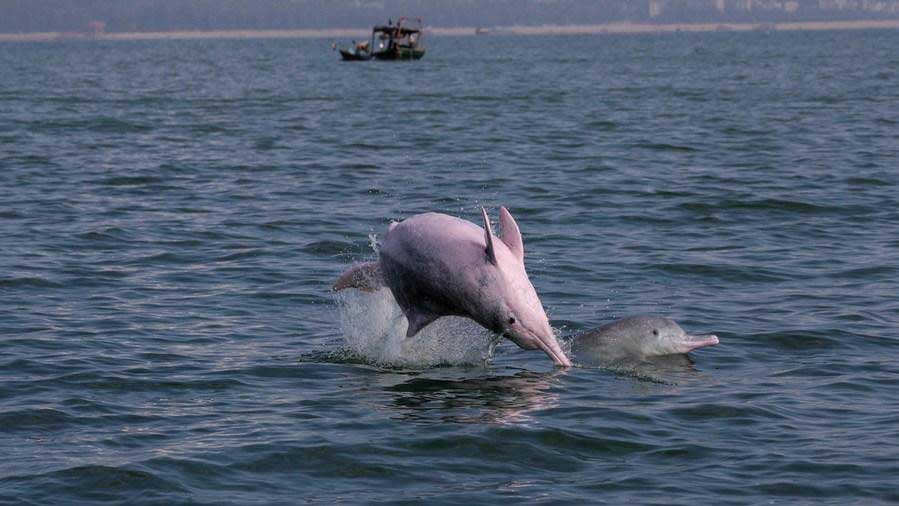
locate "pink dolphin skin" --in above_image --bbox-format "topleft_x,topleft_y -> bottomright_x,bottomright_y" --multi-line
334,207 -> 572,367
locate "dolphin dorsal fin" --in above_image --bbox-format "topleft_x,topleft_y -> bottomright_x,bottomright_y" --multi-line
481,207 -> 498,266
498,207 -> 524,263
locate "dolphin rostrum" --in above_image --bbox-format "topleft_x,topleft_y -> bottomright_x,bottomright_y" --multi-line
570,315 -> 718,365
334,207 -> 572,367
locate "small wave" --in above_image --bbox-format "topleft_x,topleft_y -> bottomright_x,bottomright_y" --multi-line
671,89 -> 707,101
397,431 -> 587,471
835,265 -> 897,279
124,252 -> 195,266
228,363 -> 322,379
77,226 -> 131,242
14,154 -> 55,167
403,92 -> 451,100
746,479 -> 862,499
417,108 -> 450,116
818,380 -> 877,394
668,402 -> 788,423
585,120 -> 618,131
186,123 -> 235,135
141,456 -> 229,482
342,141 -> 393,151
0,408 -> 79,432
229,443 -> 408,479
648,262 -> 788,283
337,162 -> 380,172
295,96 -> 340,103
680,198 -> 858,215
630,142 -> 700,152
254,137 -> 283,151
260,219 -> 297,230
620,214 -> 677,225
748,330 -> 844,351
245,292 -> 328,305
645,443 -> 719,461
457,95 -> 504,103
44,371 -> 247,392
810,94 -> 845,105
213,249 -> 266,262
137,352 -> 188,362
5,465 -> 188,498
846,176 -> 892,187
721,125 -> 771,136
91,117 -> 154,134
97,176 -> 164,187
0,277 -> 63,289
302,240 -> 355,256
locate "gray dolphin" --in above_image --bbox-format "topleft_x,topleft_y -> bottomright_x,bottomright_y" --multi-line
570,315 -> 718,365
334,207 -> 572,367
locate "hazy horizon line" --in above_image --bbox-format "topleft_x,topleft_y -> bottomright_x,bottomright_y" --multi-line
1,19 -> 897,42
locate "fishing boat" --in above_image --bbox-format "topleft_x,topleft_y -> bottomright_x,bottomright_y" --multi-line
339,41 -> 372,61
338,17 -> 425,61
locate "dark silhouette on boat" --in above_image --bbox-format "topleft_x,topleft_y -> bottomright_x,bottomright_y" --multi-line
338,17 -> 425,61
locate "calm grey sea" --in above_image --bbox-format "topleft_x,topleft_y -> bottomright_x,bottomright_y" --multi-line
1,29 -> 898,505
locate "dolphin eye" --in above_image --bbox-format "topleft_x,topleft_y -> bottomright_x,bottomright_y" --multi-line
508,317 -> 516,325
652,329 -> 659,336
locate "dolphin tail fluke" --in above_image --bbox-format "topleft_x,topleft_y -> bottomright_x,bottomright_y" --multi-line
332,262 -> 384,292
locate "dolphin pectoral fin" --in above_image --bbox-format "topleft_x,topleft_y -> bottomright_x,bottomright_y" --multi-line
332,262 -> 384,292
481,207 -> 498,266
404,310 -> 439,337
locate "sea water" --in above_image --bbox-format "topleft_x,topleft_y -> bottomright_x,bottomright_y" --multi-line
1,30 -> 898,504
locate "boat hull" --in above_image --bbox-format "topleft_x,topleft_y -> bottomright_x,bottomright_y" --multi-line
373,47 -> 425,61
339,49 -> 372,61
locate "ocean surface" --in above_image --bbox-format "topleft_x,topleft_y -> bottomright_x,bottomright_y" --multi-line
1,29 -> 898,504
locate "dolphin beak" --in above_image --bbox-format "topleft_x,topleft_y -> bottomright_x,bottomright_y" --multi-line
505,326 -> 572,367
535,332 -> 572,368
679,334 -> 719,354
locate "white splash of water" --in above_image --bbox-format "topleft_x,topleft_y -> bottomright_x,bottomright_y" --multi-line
336,287 -> 501,368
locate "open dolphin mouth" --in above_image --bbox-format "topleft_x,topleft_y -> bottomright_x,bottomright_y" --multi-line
678,334 -> 719,354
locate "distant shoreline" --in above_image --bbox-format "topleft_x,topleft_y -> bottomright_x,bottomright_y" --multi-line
1,19 -> 897,42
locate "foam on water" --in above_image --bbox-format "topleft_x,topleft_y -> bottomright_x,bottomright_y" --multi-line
336,287 -> 501,368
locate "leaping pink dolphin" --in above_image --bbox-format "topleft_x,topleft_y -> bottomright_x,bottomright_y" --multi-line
334,207 -> 572,367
